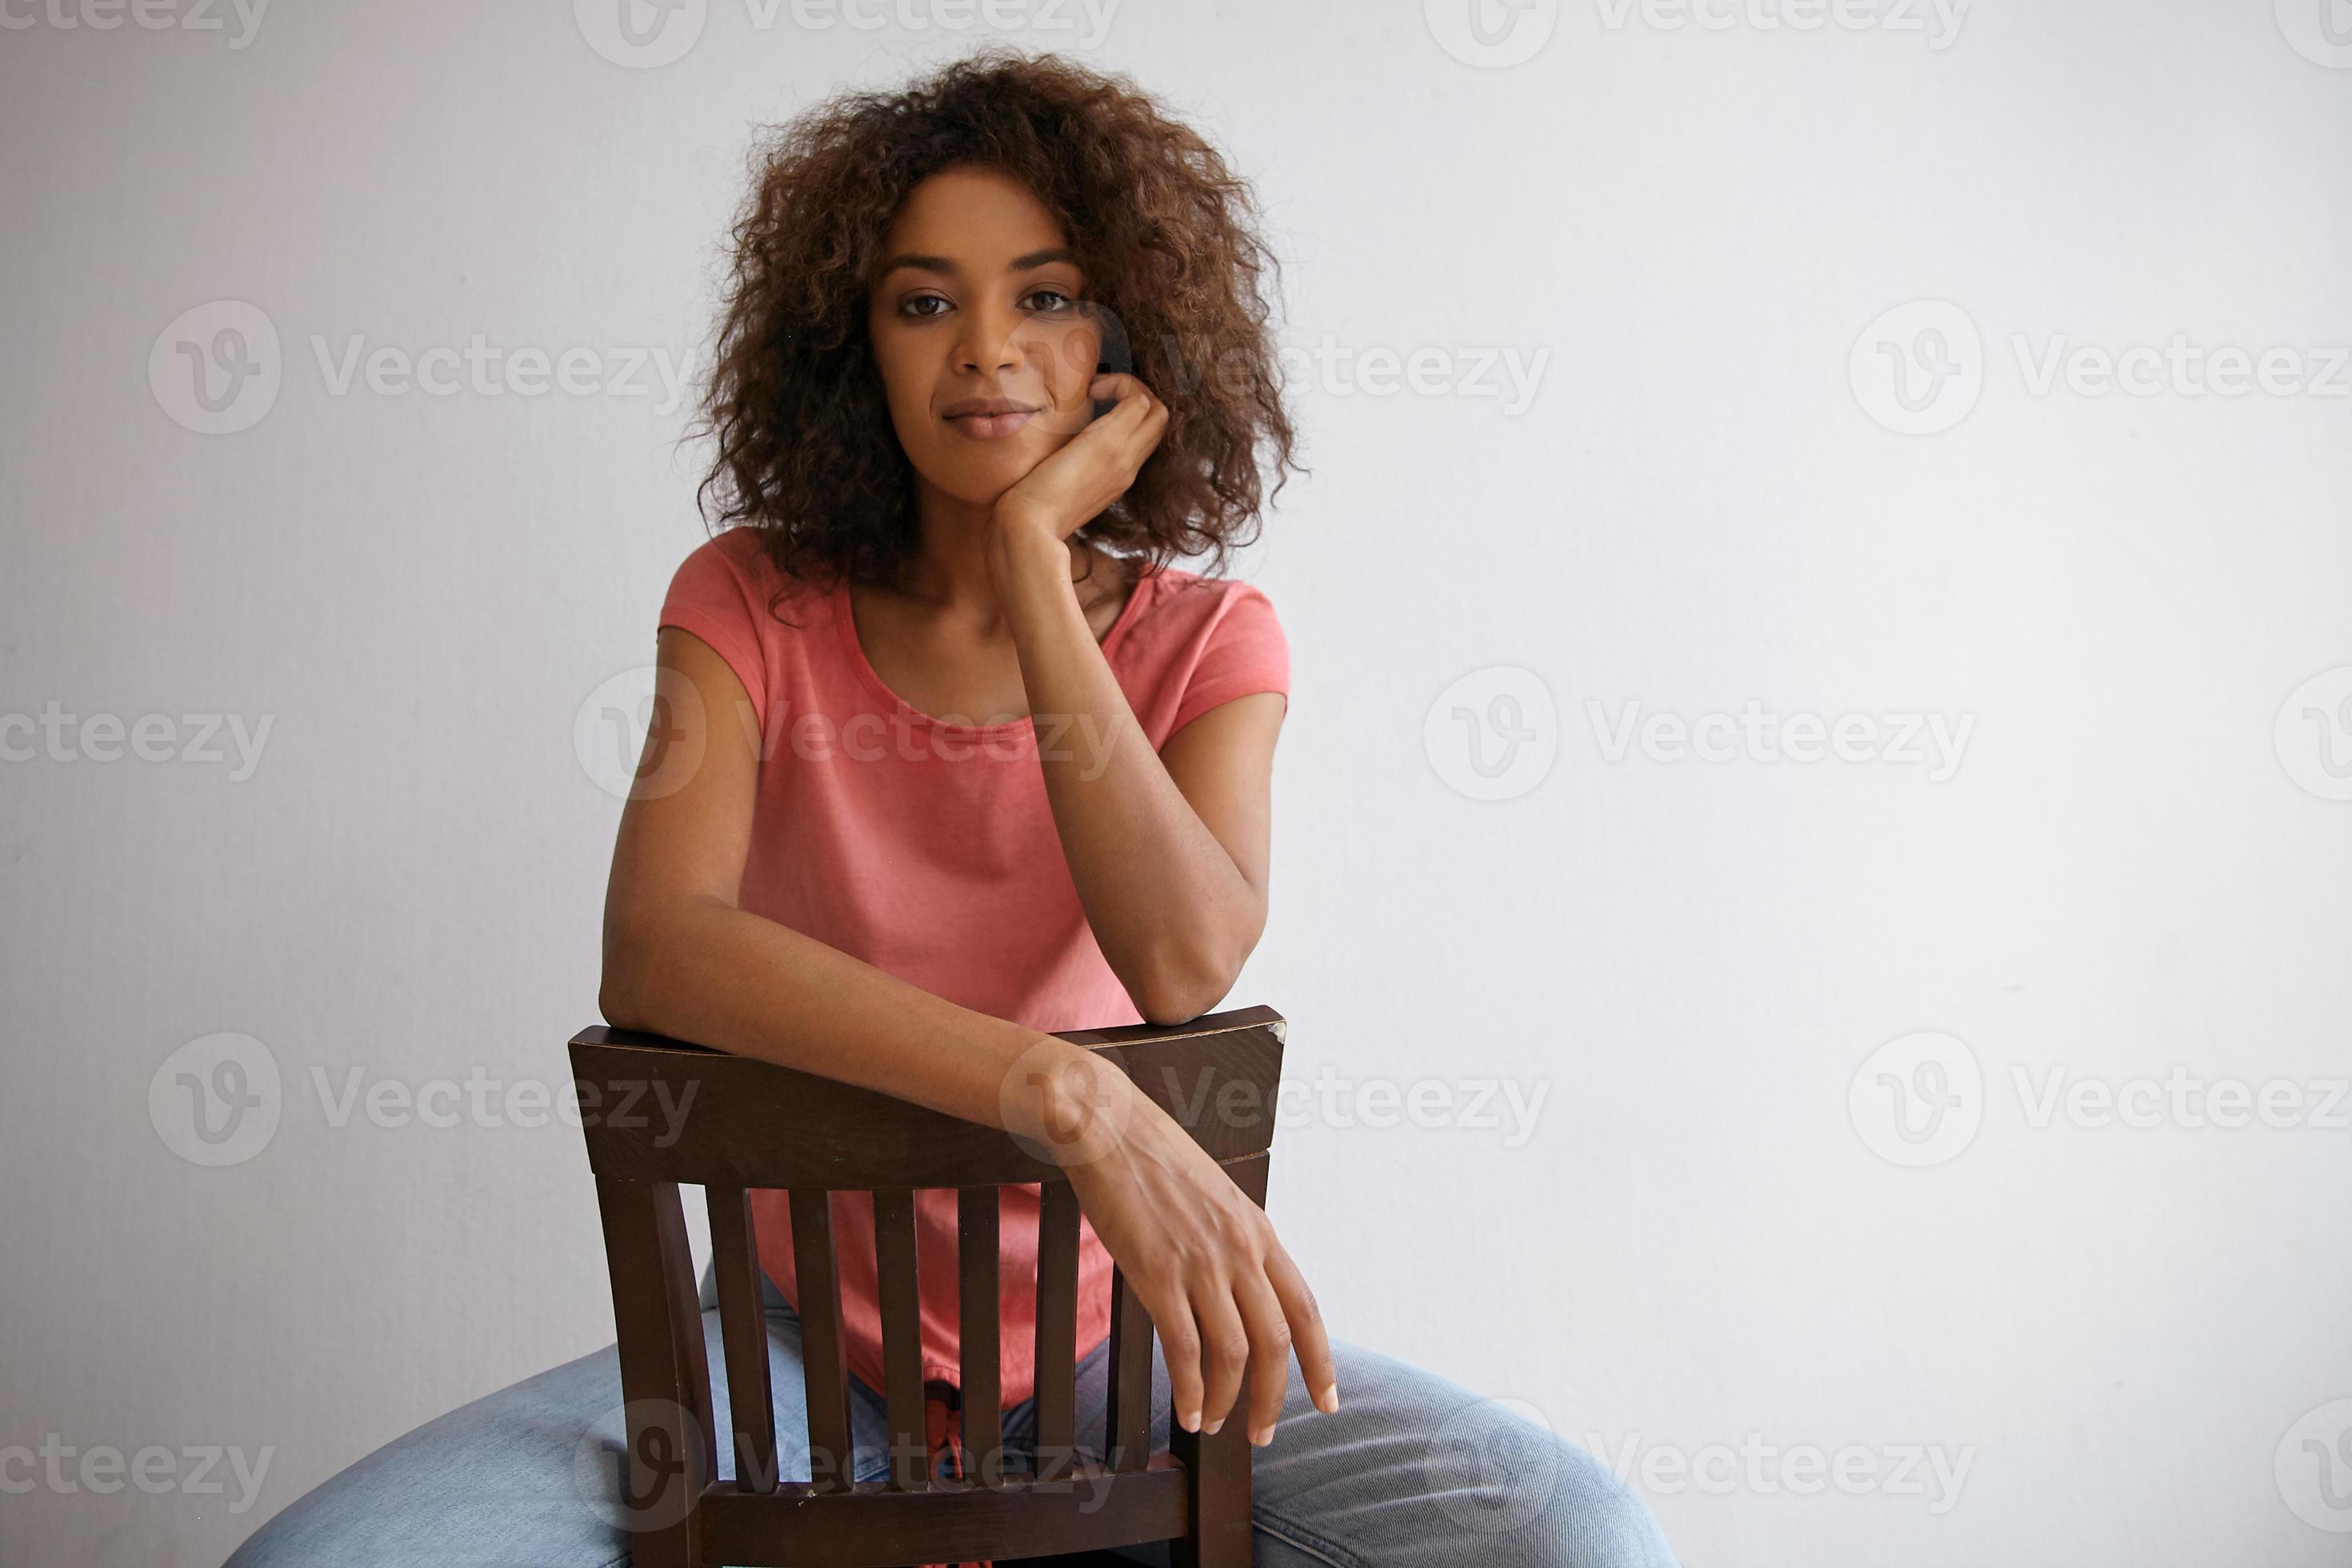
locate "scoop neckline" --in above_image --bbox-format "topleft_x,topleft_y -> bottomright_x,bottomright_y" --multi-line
833,560 -> 1158,734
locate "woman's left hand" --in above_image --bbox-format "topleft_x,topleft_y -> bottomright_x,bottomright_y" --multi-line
990,372 -> 1170,545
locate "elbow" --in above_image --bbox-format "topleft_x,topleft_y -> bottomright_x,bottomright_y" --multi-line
597,973 -> 648,1034
598,911 -> 662,1032
601,890 -> 734,1034
1129,931 -> 1250,1027
1135,993 -> 1207,1028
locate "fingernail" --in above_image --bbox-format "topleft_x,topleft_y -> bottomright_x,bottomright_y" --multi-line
1181,1409 -> 1200,1433
1250,1426 -> 1273,1446
1202,1416 -> 1223,1434
1316,1385 -> 1339,1414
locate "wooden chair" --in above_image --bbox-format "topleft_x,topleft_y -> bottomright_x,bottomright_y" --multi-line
566,1004 -> 1288,1568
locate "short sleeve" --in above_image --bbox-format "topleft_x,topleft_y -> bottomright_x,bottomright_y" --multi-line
1169,581 -> 1290,736
658,533 -> 770,727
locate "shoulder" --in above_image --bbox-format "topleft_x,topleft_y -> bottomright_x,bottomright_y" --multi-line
1119,564 -> 1288,695
662,528 -> 830,630
1129,562 -> 1283,633
1129,562 -> 1279,615
657,530 -> 835,720
1120,566 -> 1288,736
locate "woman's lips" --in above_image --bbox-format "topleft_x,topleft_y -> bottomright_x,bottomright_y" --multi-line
943,408 -> 1038,439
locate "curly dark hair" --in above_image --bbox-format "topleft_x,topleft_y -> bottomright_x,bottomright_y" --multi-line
687,47 -> 1304,602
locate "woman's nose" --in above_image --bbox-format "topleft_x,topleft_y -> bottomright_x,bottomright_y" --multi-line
954,302 -> 1029,376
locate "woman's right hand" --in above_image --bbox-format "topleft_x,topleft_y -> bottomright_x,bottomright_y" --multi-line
1006,1040 -> 1338,1446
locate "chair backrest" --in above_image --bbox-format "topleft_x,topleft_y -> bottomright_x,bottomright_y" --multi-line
566,1004 -> 1288,1568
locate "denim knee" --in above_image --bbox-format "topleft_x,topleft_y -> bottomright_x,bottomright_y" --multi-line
1522,1432 -> 1677,1568
1426,1402 -> 1676,1568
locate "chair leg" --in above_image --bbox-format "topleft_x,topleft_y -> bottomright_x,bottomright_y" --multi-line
1170,1415 -> 1253,1568
1171,1151 -> 1270,1568
595,1176 -> 714,1567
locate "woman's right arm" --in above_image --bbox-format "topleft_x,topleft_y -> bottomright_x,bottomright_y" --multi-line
600,626 -> 1072,1130
599,625 -> 1335,1445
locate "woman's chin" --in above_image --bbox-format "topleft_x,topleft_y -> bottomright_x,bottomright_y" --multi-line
922,466 -> 1027,511
929,449 -> 1063,506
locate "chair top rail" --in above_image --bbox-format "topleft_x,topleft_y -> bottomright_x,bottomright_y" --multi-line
568,1005 -> 1286,1189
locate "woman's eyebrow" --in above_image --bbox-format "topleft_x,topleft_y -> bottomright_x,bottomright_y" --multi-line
875,246 -> 1080,281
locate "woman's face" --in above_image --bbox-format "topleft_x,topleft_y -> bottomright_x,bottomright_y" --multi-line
866,163 -> 1105,510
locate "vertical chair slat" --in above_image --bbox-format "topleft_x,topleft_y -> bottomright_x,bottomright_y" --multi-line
1105,1265 -> 1153,1472
704,1185 -> 778,1494
1170,1154 -> 1270,1568
789,1187 -> 854,1494
1031,1178 -> 1082,1479
874,1187 -> 929,1491
958,1186 -> 1004,1488
593,1176 -> 713,1568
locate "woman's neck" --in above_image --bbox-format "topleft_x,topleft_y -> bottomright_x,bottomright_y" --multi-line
891,478 -> 1102,633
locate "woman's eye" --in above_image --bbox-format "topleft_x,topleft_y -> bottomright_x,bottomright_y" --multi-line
897,289 -> 1078,318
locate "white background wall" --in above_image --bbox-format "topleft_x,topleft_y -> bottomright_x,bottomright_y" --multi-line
5,2 -> 2350,1564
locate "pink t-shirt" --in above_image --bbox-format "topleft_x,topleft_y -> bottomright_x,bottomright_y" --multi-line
656,526 -> 1290,1407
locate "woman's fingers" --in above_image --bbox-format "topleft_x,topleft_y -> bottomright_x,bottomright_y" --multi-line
1126,398 -> 1168,464
1061,1101 -> 1335,1448
1087,374 -> 1164,450
1264,1241 -> 1338,1414
1147,1279 -> 1207,1434
1190,1277 -> 1251,1436
1088,370 -> 1150,406
1230,1266 -> 1294,1444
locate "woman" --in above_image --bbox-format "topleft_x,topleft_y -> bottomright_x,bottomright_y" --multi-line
226,49 -> 1677,1568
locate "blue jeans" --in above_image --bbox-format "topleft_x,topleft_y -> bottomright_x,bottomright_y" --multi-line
225,1262 -> 1677,1567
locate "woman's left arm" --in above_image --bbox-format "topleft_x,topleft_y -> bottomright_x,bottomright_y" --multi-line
986,516 -> 1282,1026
